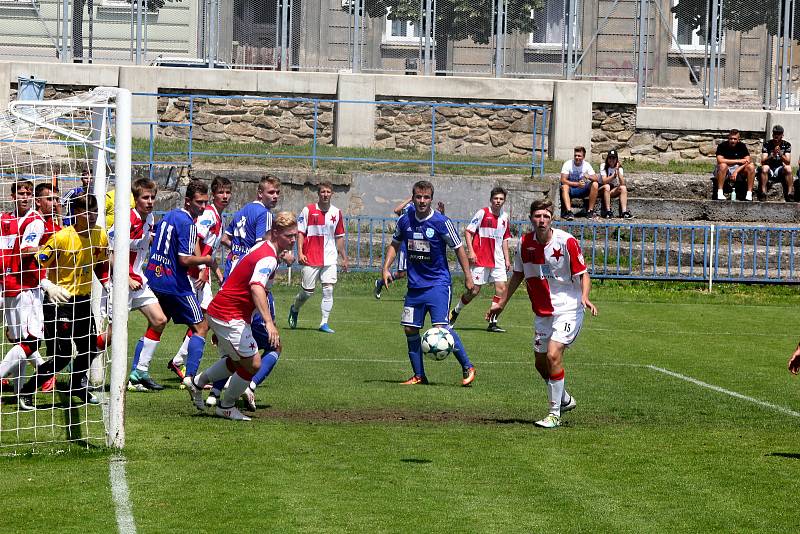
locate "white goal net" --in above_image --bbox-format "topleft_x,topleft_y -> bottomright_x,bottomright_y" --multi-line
0,87 -> 131,452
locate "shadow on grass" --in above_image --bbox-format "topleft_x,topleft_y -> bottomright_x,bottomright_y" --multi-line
401,458 -> 432,464
766,452 -> 800,460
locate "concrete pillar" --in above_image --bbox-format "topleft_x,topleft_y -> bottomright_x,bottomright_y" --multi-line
118,66 -> 160,139
0,62 -> 9,110
766,111 -> 800,166
549,81 -> 593,161
335,73 -> 376,148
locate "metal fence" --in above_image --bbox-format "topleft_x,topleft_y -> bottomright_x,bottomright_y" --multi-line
2,0 -> 800,109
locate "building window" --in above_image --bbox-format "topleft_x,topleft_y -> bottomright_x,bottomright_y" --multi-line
384,8 -> 422,43
528,0 -> 578,50
671,1 -> 719,51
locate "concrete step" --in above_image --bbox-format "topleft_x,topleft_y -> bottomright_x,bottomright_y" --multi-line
625,197 -> 800,223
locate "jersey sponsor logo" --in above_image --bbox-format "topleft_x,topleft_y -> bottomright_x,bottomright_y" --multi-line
425,228 -> 435,238
258,267 -> 272,275
412,232 -> 423,239
200,219 -> 213,227
24,233 -> 37,243
297,214 -> 305,224
470,216 -> 481,226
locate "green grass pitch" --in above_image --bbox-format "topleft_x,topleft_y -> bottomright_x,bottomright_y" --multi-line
3,276 -> 800,533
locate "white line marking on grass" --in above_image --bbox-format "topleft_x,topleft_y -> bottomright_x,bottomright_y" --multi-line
647,365 -> 800,418
285,357 -> 643,367
109,454 -> 137,534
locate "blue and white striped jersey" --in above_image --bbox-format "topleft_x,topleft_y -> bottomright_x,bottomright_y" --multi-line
392,209 -> 461,288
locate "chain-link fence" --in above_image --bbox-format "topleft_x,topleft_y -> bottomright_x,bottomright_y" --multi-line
3,0 -> 800,109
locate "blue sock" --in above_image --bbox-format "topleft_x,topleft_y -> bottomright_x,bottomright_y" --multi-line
131,338 -> 143,372
445,326 -> 473,369
406,333 -> 425,377
185,335 -> 206,377
252,351 -> 280,387
211,378 -> 226,393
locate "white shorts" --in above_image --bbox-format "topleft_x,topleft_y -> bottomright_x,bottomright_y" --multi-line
129,284 -> 159,311
301,265 -> 337,290
208,315 -> 258,361
471,266 -> 507,285
190,276 -> 214,310
533,310 -> 584,352
4,289 -> 44,340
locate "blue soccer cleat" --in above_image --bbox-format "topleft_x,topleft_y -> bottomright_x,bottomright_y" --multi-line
318,323 -> 335,334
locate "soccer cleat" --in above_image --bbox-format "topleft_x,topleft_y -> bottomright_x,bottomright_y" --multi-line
319,323 -> 335,334
448,309 -> 459,326
17,395 -> 35,411
622,211 -> 634,220
373,279 -> 383,300
461,366 -> 476,387
401,375 -> 429,385
288,305 -> 298,329
127,380 -> 148,392
561,395 -> 577,413
183,376 -> 206,411
243,387 -> 257,412
167,360 -> 186,381
205,391 -> 219,408
486,323 -> 506,333
534,413 -> 561,428
215,405 -> 251,421
40,376 -> 56,393
132,370 -> 165,391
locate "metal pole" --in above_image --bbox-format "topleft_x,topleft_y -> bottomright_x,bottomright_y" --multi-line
351,0 -> 361,73
566,0 -> 578,78
424,0 -> 434,75
60,0 -> 70,62
780,0 -> 792,109
494,0 -> 504,78
135,0 -> 143,65
708,0 -> 720,107
208,0 -> 218,68
636,0 -> 647,103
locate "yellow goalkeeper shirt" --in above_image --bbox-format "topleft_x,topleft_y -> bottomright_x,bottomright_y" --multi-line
38,225 -> 109,297
105,189 -> 136,229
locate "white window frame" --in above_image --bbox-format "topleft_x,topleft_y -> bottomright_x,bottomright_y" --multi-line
383,7 -> 423,44
671,0 -> 723,52
526,1 -> 579,51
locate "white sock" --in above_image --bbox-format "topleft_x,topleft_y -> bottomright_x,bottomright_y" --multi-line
745,191 -> 753,201
561,389 -> 572,405
717,189 -> 725,200
31,350 -> 44,367
0,345 -> 26,379
220,373 -> 250,408
137,337 -> 160,372
174,335 -> 190,365
320,285 -> 333,325
12,359 -> 27,395
547,373 -> 565,417
293,289 -> 312,310
196,358 -> 233,389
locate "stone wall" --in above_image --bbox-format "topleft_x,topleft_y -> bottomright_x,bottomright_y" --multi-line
157,95 -> 335,145
592,104 -> 763,162
374,102 -> 550,158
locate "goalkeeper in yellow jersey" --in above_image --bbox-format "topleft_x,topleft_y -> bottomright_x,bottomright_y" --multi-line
17,195 -> 110,410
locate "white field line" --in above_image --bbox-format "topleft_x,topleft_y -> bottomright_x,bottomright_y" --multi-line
109,454 -> 136,534
281,357 -> 643,366
647,365 -> 800,418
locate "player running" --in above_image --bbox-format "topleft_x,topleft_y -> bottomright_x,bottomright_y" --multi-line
111,178 -> 170,392
170,176 -> 232,377
381,180 -> 476,386
449,187 -> 511,333
487,199 -> 597,429
145,180 -> 215,385
288,181 -> 349,333
185,211 -> 298,421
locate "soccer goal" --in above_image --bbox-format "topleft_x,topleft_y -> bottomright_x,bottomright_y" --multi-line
0,87 -> 131,451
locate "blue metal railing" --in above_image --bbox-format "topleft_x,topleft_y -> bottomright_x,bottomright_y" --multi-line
131,92 -> 548,177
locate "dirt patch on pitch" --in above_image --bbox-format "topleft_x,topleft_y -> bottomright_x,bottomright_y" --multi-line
251,408 -> 534,425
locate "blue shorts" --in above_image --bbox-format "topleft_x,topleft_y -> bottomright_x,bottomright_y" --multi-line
569,182 -> 592,198
154,291 -> 204,326
251,292 -> 277,352
401,285 -> 451,328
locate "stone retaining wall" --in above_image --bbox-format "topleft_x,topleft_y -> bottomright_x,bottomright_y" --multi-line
373,101 -> 550,158
592,104 -> 763,162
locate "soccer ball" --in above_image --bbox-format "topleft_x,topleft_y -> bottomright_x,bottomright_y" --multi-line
421,327 -> 455,360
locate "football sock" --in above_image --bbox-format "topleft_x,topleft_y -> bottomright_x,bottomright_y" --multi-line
293,289 -> 313,310
252,350 -> 279,388
0,345 -> 25,379
185,335 -> 206,377
131,337 -> 144,371
220,371 -> 251,408
12,359 -> 26,395
136,327 -> 161,372
171,354 -> 185,367
196,357 -> 234,389
30,350 -> 44,367
174,333 -> 191,365
547,369 -> 565,417
320,285 -> 333,325
454,295 -> 469,313
445,325 -> 472,369
406,333 -> 425,377
562,389 -> 572,405
211,378 -> 227,394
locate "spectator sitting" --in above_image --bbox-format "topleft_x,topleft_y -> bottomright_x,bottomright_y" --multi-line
714,128 -> 756,201
598,150 -> 633,219
758,124 -> 793,201
560,145 -> 599,220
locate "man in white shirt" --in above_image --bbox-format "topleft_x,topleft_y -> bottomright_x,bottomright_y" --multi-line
559,146 -> 599,221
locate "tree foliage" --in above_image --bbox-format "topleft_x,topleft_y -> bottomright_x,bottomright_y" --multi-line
672,0 -> 800,41
361,0 -> 544,45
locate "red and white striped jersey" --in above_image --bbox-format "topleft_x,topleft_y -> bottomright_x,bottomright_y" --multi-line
466,207 -> 510,268
513,228 -> 587,317
297,203 -> 345,267
207,241 -> 278,324
4,209 -> 45,296
110,208 -> 154,286
189,204 -> 223,279
0,213 -> 17,286
40,215 -> 61,246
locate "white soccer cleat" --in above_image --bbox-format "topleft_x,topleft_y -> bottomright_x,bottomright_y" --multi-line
561,395 -> 577,413
215,405 -> 251,421
243,387 -> 257,412
534,413 -> 561,429
183,376 -> 206,411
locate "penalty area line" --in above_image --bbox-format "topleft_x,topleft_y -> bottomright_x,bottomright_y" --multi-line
647,365 -> 800,419
109,454 -> 136,534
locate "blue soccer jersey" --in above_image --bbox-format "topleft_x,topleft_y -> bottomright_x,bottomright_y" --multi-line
393,210 -> 461,288
146,208 -> 197,296
224,201 -> 272,278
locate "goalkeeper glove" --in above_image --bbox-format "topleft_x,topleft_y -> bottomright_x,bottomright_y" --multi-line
40,279 -> 71,304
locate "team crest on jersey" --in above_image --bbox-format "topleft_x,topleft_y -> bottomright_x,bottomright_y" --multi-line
154,265 -> 163,277
425,228 -> 435,238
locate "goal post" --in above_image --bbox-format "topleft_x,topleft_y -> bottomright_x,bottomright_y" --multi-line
0,87 -> 131,451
